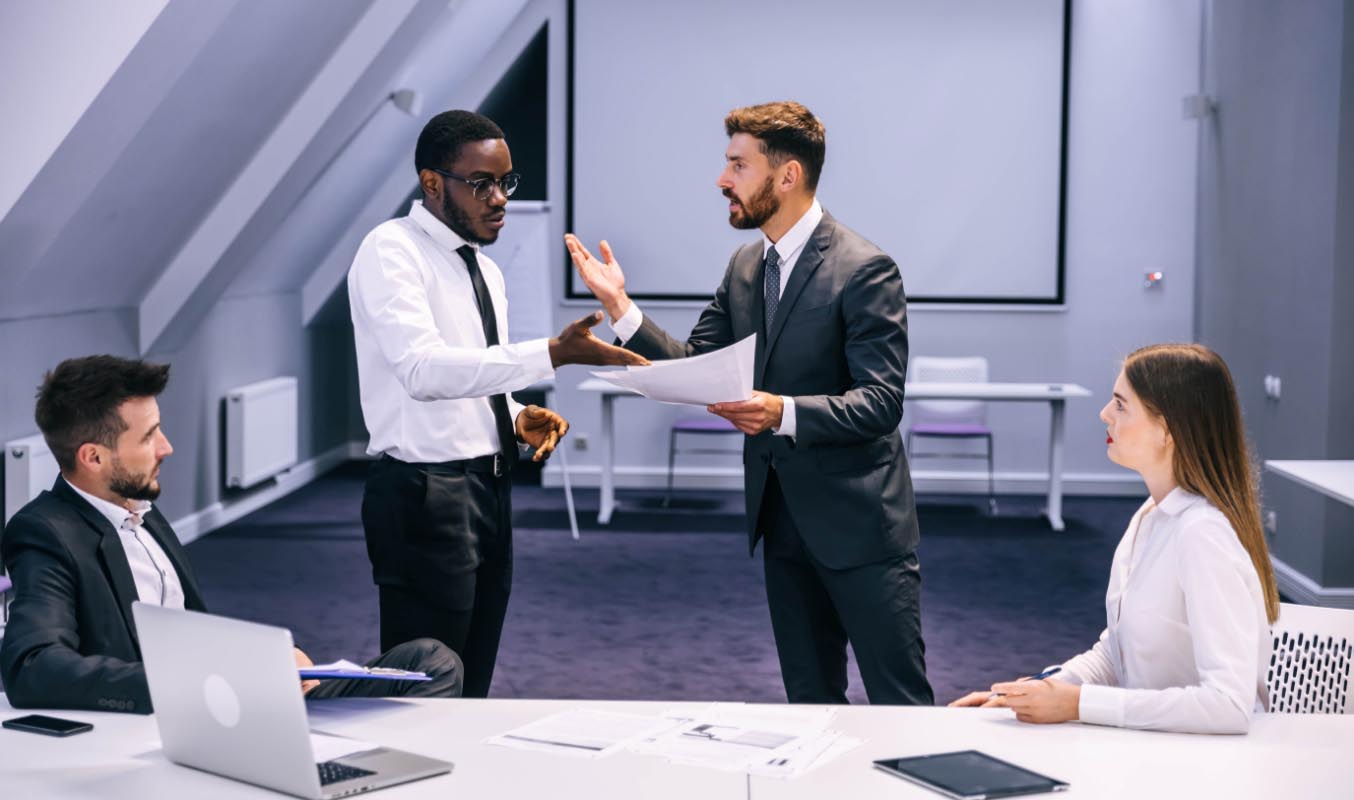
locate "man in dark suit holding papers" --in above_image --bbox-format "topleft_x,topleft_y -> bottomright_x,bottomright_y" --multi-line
568,101 -> 932,706
0,355 -> 462,713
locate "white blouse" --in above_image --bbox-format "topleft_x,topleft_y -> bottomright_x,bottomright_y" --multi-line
1057,488 -> 1271,734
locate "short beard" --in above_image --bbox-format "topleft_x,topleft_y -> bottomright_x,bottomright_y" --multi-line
108,459 -> 161,502
726,176 -> 779,230
440,187 -> 495,245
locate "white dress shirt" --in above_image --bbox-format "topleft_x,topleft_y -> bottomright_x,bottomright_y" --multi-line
348,201 -> 556,463
66,479 -> 184,610
610,199 -> 824,438
1057,487 -> 1271,734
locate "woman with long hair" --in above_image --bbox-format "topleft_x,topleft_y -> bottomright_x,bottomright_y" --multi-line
950,343 -> 1280,734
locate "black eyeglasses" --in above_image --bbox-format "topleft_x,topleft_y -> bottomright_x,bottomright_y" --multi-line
432,168 -> 520,201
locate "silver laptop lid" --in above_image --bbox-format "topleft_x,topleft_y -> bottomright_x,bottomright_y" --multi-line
134,603 -> 323,799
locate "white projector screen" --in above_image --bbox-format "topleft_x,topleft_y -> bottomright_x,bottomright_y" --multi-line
567,0 -> 1068,303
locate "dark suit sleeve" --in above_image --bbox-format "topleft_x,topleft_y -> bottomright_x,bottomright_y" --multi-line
623,254 -> 739,360
792,254 -> 908,446
0,517 -> 151,713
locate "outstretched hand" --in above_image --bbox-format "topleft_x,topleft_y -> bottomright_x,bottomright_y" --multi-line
548,311 -> 650,368
516,405 -> 569,462
565,234 -> 631,321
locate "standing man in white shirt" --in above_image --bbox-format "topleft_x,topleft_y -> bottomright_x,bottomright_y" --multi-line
0,356 -> 465,713
347,110 -> 646,698
567,101 -> 932,706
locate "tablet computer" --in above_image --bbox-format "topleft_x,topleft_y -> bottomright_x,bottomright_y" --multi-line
873,750 -> 1069,799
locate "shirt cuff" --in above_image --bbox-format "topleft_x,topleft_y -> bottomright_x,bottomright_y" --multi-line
610,302 -> 643,344
1077,683 -> 1125,728
773,396 -> 796,437
517,337 -> 556,382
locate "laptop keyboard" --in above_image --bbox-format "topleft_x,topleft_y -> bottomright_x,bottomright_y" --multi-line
317,760 -> 377,786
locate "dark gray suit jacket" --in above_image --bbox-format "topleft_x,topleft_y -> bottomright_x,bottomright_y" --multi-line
626,211 -> 919,569
0,478 -> 206,713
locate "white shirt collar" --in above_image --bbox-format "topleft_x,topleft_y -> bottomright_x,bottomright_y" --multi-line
762,198 -> 824,259
408,200 -> 475,255
1151,486 -> 1203,518
64,477 -> 153,532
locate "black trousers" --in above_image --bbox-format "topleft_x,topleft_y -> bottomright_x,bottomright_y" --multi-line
306,638 -> 464,700
760,471 -> 933,706
360,456 -> 513,698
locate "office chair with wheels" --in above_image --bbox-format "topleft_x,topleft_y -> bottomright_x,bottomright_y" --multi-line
1267,602 -> 1354,714
905,356 -> 997,514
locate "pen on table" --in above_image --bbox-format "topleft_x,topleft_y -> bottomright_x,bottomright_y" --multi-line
989,667 -> 1062,698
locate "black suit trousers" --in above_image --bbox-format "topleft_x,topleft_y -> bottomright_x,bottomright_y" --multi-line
761,470 -> 933,706
360,456 -> 513,698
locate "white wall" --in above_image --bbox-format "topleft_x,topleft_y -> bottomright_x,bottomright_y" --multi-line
542,0 -> 1200,497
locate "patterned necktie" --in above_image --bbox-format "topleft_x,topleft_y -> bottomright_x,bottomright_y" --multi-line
763,245 -> 782,333
457,245 -> 518,471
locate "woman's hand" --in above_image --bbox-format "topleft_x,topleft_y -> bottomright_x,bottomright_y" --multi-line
988,677 -> 1081,724
948,690 -> 1009,708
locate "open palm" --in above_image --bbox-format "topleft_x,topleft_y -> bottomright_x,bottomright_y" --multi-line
565,234 -> 628,315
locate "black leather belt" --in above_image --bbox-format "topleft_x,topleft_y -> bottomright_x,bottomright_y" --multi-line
382,453 -> 509,477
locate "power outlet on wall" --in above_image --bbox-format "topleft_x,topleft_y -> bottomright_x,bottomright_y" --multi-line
572,433 -> 590,451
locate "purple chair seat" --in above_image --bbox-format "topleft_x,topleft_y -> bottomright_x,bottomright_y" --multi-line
909,422 -> 992,437
0,575 -> 10,594
673,416 -> 739,433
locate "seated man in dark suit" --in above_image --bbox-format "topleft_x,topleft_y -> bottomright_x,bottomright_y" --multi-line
0,355 -> 462,713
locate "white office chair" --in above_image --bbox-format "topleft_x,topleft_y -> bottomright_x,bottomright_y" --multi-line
1267,602 -> 1354,714
905,356 -> 996,514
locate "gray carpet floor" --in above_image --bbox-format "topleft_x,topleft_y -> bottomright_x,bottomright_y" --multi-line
184,462 -> 1138,705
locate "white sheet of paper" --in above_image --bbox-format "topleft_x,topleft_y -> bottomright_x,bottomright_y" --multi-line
485,709 -> 680,759
591,335 -> 756,405
629,704 -> 834,772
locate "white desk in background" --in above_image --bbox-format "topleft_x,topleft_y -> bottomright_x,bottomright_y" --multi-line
3,694 -> 1349,799
1264,460 -> 1354,508
578,379 -> 1092,530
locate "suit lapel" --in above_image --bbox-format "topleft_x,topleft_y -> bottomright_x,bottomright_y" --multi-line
761,214 -> 833,373
53,479 -> 143,644
747,244 -> 770,388
142,509 -> 205,610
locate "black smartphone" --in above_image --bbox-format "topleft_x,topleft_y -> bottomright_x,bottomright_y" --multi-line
3,714 -> 94,737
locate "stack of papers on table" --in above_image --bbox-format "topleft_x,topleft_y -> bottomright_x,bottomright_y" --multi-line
590,335 -> 756,405
486,704 -> 856,779
299,659 -> 430,681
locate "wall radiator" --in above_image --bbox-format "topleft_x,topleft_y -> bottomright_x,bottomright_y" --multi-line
225,377 -> 299,490
4,433 -> 59,524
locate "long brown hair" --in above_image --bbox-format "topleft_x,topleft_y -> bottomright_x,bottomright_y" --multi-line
1123,343 -> 1280,623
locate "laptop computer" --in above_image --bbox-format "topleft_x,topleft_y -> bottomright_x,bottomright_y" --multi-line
133,602 -> 452,798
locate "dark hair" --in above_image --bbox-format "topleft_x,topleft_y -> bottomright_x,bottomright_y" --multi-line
35,355 -> 171,472
1123,343 -> 1279,623
724,101 -> 827,190
414,110 -> 505,173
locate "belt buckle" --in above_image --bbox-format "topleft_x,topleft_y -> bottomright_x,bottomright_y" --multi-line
492,452 -> 504,478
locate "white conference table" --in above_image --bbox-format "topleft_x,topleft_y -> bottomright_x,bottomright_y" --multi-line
2,694 -> 1349,799
1264,460 -> 1354,508
578,379 -> 1092,530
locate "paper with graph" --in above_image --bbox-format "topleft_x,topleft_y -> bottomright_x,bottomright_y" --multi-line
590,335 -> 755,405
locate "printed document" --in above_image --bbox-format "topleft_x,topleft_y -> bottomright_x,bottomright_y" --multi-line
486,709 -> 680,759
590,335 -> 756,405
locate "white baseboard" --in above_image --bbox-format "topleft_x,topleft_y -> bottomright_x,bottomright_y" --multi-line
172,441 -> 364,544
1271,556 -> 1354,610
542,464 -> 1146,497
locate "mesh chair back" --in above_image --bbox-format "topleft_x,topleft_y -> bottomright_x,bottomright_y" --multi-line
909,356 -> 990,425
1267,602 -> 1354,714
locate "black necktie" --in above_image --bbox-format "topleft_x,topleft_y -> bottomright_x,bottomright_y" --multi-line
457,245 -> 518,470
763,245 -> 782,333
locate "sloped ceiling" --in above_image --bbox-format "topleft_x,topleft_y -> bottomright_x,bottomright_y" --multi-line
0,0 -> 539,358
0,0 -> 374,320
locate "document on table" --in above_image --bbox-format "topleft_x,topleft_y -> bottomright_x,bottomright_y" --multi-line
630,704 -> 839,772
310,732 -> 381,762
485,709 -> 681,759
590,334 -> 756,405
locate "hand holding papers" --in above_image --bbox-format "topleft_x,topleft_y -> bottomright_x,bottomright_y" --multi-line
590,335 -> 756,406
299,659 -> 431,682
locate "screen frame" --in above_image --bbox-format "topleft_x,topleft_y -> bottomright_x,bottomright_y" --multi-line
563,0 -> 1073,305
